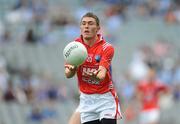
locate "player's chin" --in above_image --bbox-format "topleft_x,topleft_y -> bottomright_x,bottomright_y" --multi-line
83,35 -> 92,40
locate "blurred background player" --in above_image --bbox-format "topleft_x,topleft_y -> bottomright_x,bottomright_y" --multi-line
136,68 -> 169,124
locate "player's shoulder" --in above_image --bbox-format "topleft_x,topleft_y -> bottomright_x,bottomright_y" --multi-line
74,37 -> 82,42
102,41 -> 114,51
138,80 -> 147,86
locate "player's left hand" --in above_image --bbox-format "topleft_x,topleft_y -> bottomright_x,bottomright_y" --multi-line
84,69 -> 100,81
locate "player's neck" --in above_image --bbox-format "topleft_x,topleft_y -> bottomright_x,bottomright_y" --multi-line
84,35 -> 98,47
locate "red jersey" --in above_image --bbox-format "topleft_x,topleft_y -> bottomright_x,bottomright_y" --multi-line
75,34 -> 114,94
137,80 -> 168,111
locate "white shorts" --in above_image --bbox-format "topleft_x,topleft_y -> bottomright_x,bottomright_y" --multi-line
139,108 -> 160,124
78,91 -> 122,123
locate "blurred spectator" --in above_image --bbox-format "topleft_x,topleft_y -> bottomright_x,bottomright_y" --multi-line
28,102 -> 58,123
15,85 -> 27,104
13,0 -> 33,10
0,57 -> 9,100
47,85 -> 59,101
117,72 -> 137,123
28,104 -> 44,122
172,59 -> 180,101
25,28 -> 38,43
32,0 -> 48,24
164,1 -> 180,24
18,67 -> 37,103
3,79 -> 16,102
6,5 -> 33,24
64,19 -> 79,40
0,30 -> 11,43
103,0 -> 122,4
104,4 -> 126,31
75,0 -> 97,21
39,26 -> 61,45
158,0 -> 171,15
129,45 -> 150,81
57,83 -> 69,102
165,7 -> 177,24
152,40 -> 171,59
172,8 -> 180,23
0,21 -> 7,43
119,71 -> 135,103
157,58 -> 174,85
41,101 -> 58,124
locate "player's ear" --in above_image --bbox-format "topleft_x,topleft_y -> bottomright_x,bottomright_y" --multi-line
97,26 -> 100,32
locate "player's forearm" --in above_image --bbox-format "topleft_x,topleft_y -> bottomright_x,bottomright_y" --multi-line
95,71 -> 106,81
90,66 -> 107,81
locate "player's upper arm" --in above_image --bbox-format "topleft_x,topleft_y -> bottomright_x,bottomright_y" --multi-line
99,44 -> 115,69
95,44 -> 114,81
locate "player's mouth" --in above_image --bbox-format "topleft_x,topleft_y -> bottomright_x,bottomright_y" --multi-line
84,30 -> 90,34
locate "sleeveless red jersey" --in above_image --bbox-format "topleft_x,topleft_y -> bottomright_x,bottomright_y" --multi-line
75,34 -> 114,94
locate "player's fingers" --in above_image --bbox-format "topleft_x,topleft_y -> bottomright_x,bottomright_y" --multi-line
83,71 -> 92,77
92,71 -> 97,75
65,65 -> 70,68
65,64 -> 76,70
92,69 -> 100,76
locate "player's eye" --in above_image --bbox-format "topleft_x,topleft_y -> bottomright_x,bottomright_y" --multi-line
88,21 -> 95,25
81,21 -> 96,26
81,21 -> 86,25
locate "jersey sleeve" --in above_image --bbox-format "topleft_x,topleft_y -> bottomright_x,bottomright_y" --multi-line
157,82 -> 169,92
99,45 -> 114,69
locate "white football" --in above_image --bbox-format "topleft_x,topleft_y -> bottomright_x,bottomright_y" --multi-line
63,41 -> 88,66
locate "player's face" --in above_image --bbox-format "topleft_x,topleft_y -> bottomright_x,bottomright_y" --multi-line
80,17 -> 100,40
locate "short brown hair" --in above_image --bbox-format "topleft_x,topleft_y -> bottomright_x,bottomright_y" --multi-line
81,12 -> 100,26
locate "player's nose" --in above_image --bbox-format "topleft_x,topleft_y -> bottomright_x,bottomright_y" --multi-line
84,23 -> 89,28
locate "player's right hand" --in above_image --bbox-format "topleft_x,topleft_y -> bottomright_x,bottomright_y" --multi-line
65,64 -> 77,78
65,64 -> 77,71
